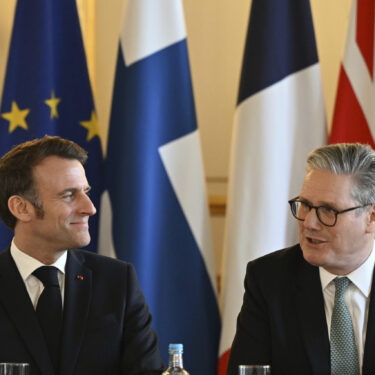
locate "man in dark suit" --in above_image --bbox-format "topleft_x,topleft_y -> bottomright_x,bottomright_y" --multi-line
227,143 -> 375,375
0,136 -> 164,375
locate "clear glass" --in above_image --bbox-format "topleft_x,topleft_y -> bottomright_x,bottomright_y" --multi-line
0,363 -> 29,375
238,365 -> 271,375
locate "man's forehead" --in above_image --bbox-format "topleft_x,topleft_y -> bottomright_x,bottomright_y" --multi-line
302,168 -> 352,182
35,155 -> 82,168
32,156 -> 88,186
300,169 -> 354,203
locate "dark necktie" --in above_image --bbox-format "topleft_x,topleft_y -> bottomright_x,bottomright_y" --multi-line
33,266 -> 63,374
330,277 -> 360,375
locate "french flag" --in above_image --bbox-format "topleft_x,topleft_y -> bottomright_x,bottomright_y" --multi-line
99,1 -> 220,374
219,0 -> 326,373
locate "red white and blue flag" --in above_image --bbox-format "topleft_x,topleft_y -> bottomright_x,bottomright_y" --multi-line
219,1 -> 326,373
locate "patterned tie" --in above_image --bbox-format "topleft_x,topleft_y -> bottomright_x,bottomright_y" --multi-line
33,266 -> 63,374
330,277 -> 360,375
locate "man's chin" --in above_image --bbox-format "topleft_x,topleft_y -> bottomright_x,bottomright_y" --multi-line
301,246 -> 326,267
71,234 -> 91,249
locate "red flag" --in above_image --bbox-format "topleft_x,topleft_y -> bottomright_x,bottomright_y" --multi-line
329,0 -> 375,146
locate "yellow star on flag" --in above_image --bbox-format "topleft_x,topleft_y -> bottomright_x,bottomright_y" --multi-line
45,91 -> 61,119
80,111 -> 100,141
1,101 -> 30,133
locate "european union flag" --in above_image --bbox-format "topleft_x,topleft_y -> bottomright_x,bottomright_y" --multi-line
0,0 -> 103,252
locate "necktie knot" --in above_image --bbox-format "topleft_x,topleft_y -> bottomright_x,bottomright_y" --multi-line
334,276 -> 350,297
33,266 -> 59,287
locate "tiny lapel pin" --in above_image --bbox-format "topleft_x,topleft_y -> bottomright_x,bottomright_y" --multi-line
76,275 -> 84,280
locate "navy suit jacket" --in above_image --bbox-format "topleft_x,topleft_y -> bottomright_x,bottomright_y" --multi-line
0,248 -> 164,375
227,244 -> 375,375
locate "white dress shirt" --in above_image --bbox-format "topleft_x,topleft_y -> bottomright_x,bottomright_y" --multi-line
319,242 -> 375,373
10,239 -> 67,309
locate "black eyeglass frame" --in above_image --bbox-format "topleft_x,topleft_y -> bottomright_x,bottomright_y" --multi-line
288,197 -> 373,227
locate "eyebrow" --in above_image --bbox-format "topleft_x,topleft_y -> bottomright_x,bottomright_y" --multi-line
298,196 -> 339,209
58,186 -> 91,197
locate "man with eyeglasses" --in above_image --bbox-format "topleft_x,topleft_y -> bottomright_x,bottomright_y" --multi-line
227,143 -> 375,375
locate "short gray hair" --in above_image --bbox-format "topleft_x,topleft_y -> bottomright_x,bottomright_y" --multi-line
306,143 -> 375,205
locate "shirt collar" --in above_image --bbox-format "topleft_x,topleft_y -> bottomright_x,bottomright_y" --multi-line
10,239 -> 67,282
319,241 -> 375,297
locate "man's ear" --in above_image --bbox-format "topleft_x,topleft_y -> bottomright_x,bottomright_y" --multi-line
8,195 -> 34,223
365,204 -> 375,233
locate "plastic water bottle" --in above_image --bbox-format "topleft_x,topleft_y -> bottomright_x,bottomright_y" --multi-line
162,344 -> 190,375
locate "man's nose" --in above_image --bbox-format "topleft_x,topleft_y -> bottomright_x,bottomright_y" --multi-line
79,192 -> 97,216
303,208 -> 321,230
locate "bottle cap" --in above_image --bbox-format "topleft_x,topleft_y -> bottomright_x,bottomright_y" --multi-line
169,343 -> 183,353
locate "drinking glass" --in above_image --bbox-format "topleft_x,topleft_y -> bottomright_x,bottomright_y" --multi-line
0,363 -> 29,375
238,365 -> 271,375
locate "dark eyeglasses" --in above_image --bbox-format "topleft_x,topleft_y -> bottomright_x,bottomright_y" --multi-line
288,197 -> 373,227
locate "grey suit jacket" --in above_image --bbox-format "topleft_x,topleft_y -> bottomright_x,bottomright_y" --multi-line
227,244 -> 375,375
0,248 -> 164,375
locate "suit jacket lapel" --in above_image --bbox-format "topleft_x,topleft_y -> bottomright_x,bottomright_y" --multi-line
362,264 -> 375,374
295,253 -> 330,375
0,249 -> 54,375
60,250 -> 92,375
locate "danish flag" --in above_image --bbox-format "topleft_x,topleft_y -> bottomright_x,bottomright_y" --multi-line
329,0 -> 375,146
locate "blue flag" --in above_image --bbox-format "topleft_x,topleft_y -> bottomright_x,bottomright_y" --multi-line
0,0 -> 104,252
102,0 -> 220,373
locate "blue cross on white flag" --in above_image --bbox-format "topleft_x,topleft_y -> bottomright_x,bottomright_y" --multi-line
99,1 -> 221,374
